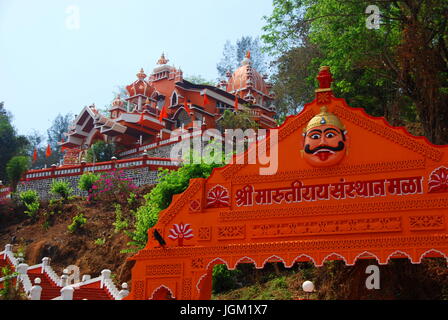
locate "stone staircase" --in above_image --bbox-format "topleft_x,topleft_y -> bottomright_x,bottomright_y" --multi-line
27,269 -> 62,300
0,244 -> 129,300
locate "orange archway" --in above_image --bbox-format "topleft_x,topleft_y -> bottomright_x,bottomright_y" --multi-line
125,67 -> 448,300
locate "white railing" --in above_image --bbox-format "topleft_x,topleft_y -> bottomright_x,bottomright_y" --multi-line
1,244 -> 19,267
42,258 -> 62,287
103,278 -> 122,300
16,263 -> 33,294
60,269 -> 124,300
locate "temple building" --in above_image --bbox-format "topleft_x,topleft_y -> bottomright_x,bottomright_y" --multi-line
61,53 -> 277,164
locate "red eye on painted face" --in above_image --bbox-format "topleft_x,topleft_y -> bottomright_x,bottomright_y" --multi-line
326,132 -> 336,138
310,133 -> 321,140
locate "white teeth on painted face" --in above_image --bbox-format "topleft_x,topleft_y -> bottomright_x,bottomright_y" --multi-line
313,149 -> 335,154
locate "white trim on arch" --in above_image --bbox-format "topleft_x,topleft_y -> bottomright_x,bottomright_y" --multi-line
385,250 -> 416,264
149,285 -> 176,300
417,249 -> 448,263
352,251 -> 382,266
260,255 -> 287,269
232,256 -> 258,270
289,254 -> 318,268
320,252 -> 349,267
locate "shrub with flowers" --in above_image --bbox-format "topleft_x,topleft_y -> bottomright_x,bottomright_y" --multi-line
87,169 -> 138,204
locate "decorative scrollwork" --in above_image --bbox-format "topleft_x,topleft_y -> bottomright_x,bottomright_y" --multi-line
146,264 -> 182,276
217,225 -> 246,240
409,215 -> 445,231
333,105 -> 443,162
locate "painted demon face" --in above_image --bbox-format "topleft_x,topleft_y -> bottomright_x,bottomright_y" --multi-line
303,125 -> 347,167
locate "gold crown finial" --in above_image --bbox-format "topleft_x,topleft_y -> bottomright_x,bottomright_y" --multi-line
157,53 -> 169,65
304,106 -> 345,133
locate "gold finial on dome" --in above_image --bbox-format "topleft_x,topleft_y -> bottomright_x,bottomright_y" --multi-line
137,68 -> 147,80
242,51 -> 252,66
112,94 -> 124,108
157,53 -> 169,65
304,106 -> 345,133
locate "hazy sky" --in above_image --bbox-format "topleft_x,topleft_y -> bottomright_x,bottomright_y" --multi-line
0,0 -> 274,137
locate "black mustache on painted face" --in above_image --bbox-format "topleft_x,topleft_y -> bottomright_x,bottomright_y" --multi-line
304,141 -> 345,154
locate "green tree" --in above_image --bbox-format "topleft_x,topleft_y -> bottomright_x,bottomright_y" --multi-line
218,109 -> 260,131
46,113 -> 73,164
217,36 -> 269,79
6,156 -> 29,191
263,0 -> 448,144
184,75 -> 215,86
0,102 -> 29,182
86,140 -> 117,163
127,154 -> 225,250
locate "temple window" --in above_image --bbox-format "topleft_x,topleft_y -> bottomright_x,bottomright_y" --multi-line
157,96 -> 165,109
175,109 -> 191,127
217,101 -> 232,113
171,92 -> 178,106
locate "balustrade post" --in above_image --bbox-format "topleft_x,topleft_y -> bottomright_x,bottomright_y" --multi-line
119,283 -> 130,299
41,257 -> 50,273
100,269 -> 111,288
61,286 -> 74,300
111,157 -> 117,169
81,275 -> 91,282
142,151 -> 148,166
51,164 -> 57,177
16,263 -> 29,291
80,159 -> 86,174
61,274 -> 68,287
30,278 -> 42,300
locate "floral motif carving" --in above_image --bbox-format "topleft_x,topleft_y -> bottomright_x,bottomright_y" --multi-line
428,167 -> 448,193
206,185 -> 230,208
189,199 -> 202,212
191,258 -> 205,269
409,215 -> 445,230
168,223 -> 194,247
198,227 -> 211,241
217,225 -> 246,240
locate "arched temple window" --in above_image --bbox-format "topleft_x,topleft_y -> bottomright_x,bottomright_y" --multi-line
175,109 -> 191,127
171,92 -> 178,106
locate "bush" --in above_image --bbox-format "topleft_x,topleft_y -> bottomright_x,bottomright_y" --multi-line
88,169 -> 137,204
50,180 -> 73,200
19,190 -> 39,206
94,238 -> 106,245
19,190 -> 40,218
78,172 -> 100,193
24,201 -> 40,218
127,153 -> 225,250
68,213 -> 87,233
86,141 -> 116,163
112,204 -> 129,233
212,264 -> 242,294
6,156 -> 29,191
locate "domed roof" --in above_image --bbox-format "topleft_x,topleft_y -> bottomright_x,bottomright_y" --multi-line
152,53 -> 175,74
126,68 -> 155,97
111,94 -> 125,109
226,51 -> 270,97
